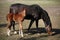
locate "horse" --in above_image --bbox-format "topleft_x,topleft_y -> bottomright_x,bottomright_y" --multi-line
6,3 -> 52,37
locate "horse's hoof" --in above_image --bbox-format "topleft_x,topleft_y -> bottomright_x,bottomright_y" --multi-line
19,33 -> 23,37
14,31 -> 17,34
48,32 -> 56,36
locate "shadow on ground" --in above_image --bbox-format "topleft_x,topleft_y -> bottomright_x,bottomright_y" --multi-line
23,27 -> 60,36
0,24 -> 60,35
0,24 -> 60,40
18,28 -> 60,40
18,35 -> 48,40
0,24 -> 7,27
15,27 -> 60,36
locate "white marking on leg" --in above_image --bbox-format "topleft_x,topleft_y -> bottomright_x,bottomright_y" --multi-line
19,30 -> 23,37
20,30 -> 23,37
18,21 -> 23,37
19,30 -> 20,36
7,29 -> 10,36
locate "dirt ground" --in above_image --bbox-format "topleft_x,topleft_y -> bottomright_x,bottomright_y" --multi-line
0,1 -> 60,40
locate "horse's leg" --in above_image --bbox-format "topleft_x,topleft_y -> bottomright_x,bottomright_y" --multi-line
28,20 -> 34,31
7,21 -> 12,36
36,20 -> 39,31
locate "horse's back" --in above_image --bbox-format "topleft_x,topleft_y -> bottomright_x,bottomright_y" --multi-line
10,3 -> 26,14
9,3 -> 44,20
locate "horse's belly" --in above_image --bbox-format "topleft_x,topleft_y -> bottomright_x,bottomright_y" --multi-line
24,15 -> 33,20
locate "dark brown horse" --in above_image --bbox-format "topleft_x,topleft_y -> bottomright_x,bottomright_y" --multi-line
6,3 -> 52,37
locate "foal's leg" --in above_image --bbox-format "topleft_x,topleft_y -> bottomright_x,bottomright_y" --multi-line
7,21 -> 12,36
28,20 -> 34,31
18,9 -> 26,37
12,21 -> 17,34
18,21 -> 23,37
12,21 -> 15,31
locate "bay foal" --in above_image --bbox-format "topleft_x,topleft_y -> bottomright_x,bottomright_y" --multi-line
7,4 -> 26,37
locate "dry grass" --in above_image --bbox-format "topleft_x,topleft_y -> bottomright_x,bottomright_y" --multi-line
0,0 -> 60,40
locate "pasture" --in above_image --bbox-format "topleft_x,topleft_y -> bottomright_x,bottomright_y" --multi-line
0,0 -> 60,40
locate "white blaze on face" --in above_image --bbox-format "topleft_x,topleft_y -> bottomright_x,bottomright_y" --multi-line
46,25 -> 51,31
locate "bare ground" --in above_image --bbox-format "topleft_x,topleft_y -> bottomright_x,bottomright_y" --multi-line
0,5 -> 60,40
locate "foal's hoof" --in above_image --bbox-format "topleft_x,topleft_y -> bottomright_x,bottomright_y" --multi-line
14,31 -> 17,34
21,35 -> 23,37
7,33 -> 10,36
7,34 -> 10,36
21,34 -> 24,37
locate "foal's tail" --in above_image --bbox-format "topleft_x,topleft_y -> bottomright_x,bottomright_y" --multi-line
10,6 -> 18,14
6,6 -> 17,22
8,5 -> 26,21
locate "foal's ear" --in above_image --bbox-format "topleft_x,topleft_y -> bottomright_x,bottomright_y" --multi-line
20,9 -> 26,17
23,9 -> 26,14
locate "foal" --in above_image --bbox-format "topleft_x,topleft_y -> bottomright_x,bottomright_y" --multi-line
6,5 -> 26,37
